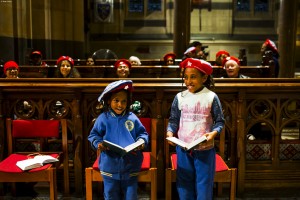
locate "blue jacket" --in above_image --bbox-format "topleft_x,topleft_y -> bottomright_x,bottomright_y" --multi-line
88,110 -> 149,180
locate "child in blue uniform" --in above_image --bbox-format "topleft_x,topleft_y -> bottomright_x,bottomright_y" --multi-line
166,58 -> 225,200
88,80 -> 149,200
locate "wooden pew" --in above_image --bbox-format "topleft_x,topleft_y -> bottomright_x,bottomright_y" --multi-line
0,78 -> 299,198
42,59 -> 181,66
14,65 -> 275,78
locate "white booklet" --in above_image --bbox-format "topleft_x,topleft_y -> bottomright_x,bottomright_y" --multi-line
103,139 -> 145,156
166,135 -> 207,151
16,155 -> 59,171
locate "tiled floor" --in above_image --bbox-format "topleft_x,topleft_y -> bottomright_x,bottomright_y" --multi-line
1,183 -> 300,200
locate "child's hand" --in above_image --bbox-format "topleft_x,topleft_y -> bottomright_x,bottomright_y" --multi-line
136,139 -> 145,151
97,142 -> 107,151
136,143 -> 145,151
166,131 -> 176,146
204,131 -> 218,141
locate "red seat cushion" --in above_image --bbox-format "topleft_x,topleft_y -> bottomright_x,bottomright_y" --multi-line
140,152 -> 150,170
12,120 -> 60,138
0,153 -> 59,173
171,153 -> 229,172
215,154 -> 229,172
92,152 -> 150,171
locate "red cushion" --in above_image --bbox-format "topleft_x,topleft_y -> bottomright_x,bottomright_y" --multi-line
170,153 -> 229,172
171,153 -> 177,169
139,118 -> 151,136
215,154 -> 229,172
92,156 -> 99,170
0,153 -> 59,173
92,152 -> 150,171
141,152 -> 150,170
12,120 -> 60,138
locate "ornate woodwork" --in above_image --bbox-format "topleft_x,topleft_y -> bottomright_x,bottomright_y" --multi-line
0,78 -> 299,197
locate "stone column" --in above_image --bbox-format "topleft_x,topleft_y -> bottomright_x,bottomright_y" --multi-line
173,0 -> 191,58
278,0 -> 298,77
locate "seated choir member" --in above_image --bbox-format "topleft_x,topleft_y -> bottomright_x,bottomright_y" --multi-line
54,56 -> 81,78
3,60 -> 19,78
29,51 -> 47,67
86,56 -> 95,66
261,39 -> 280,77
29,50 -> 48,78
190,41 -> 207,60
129,56 -> 141,66
163,53 -> 176,65
215,50 -> 230,66
114,59 -> 131,78
222,56 -> 250,78
182,46 -> 197,61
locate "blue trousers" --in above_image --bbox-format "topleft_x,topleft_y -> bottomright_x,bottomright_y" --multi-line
103,176 -> 138,200
176,147 -> 216,200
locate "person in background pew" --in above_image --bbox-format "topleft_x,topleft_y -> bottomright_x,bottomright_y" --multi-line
182,46 -> 197,61
114,59 -> 131,78
88,80 -> 149,200
3,60 -> 19,78
129,56 -> 141,66
261,39 -> 280,77
54,56 -> 81,78
163,52 -> 176,65
29,51 -> 48,78
190,41 -> 208,60
222,56 -> 250,78
86,56 -> 95,66
166,58 -> 225,200
215,50 -> 230,66
29,51 -> 47,67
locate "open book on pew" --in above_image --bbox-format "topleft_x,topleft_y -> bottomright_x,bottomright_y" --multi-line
16,155 -> 59,171
103,139 -> 145,156
166,135 -> 207,151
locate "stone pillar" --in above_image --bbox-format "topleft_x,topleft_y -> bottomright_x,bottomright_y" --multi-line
173,0 -> 190,58
278,0 -> 298,77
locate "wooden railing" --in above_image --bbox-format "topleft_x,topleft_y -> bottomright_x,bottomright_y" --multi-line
0,78 -> 298,197
14,64 -> 275,79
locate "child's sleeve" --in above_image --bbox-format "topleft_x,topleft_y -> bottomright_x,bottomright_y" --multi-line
87,115 -> 105,150
167,95 -> 181,134
211,95 -> 225,134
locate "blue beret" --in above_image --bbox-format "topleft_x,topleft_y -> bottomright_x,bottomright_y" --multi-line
98,80 -> 133,102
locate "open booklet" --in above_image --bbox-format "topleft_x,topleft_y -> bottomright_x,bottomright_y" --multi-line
102,139 -> 145,156
166,135 -> 207,151
16,155 -> 59,171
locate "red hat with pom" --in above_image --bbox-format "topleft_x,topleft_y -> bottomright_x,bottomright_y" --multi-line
184,47 -> 197,55
216,50 -> 230,58
163,53 -> 176,61
222,56 -> 240,67
4,60 -> 19,72
31,51 -> 42,57
180,58 -> 213,75
264,39 -> 278,54
57,56 -> 74,67
114,59 -> 131,69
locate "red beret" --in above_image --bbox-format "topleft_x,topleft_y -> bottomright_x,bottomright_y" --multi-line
31,51 -> 42,57
163,53 -> 176,61
4,61 -> 19,72
184,47 -> 196,55
216,50 -> 230,58
222,56 -> 240,67
56,56 -> 74,67
180,58 -> 213,75
114,59 -> 131,69
264,39 -> 278,54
